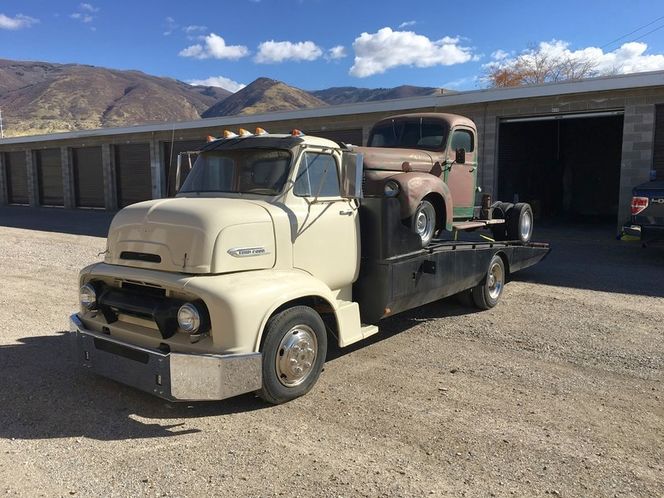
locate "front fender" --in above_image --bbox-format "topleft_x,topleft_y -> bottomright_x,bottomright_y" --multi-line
389,172 -> 454,231
184,269 -> 338,354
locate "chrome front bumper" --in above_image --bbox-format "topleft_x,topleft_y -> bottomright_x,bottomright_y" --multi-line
70,314 -> 262,401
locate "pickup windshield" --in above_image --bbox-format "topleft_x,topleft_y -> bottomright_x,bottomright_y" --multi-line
368,118 -> 449,150
179,149 -> 292,195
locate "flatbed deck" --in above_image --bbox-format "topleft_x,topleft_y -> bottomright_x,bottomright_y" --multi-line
354,198 -> 550,324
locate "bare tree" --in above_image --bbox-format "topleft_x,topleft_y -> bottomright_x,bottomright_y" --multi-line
486,44 -> 600,87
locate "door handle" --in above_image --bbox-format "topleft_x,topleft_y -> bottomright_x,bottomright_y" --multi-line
339,209 -> 354,216
469,166 -> 477,172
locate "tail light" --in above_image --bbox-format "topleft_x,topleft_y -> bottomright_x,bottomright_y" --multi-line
631,196 -> 649,215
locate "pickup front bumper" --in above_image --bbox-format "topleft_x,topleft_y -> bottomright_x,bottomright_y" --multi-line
70,314 -> 262,401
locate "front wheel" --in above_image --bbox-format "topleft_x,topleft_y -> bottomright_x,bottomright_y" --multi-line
410,200 -> 437,247
258,306 -> 327,404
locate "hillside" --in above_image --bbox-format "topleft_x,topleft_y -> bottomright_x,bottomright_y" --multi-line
0,58 -> 450,136
311,85 -> 446,105
202,77 -> 327,118
0,59 -> 231,136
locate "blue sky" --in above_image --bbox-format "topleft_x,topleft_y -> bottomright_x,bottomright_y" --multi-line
2,0 -> 664,92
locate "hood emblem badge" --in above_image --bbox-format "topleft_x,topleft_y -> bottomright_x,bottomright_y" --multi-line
227,246 -> 270,258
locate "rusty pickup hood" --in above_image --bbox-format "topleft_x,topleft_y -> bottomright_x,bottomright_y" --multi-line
354,146 -> 442,172
104,197 -> 276,274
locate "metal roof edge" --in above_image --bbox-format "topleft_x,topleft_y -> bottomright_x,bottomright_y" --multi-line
2,70 -> 663,146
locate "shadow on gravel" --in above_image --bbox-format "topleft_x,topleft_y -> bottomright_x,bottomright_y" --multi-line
328,297 -> 478,361
0,206 -> 115,237
0,333 -> 267,441
511,222 -> 664,298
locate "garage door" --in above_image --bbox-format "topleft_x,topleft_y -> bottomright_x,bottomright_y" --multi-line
316,128 -> 363,146
652,104 -> 664,177
163,140 -> 206,197
115,144 -> 152,207
498,112 -> 624,220
36,148 -> 63,206
4,151 -> 29,205
72,146 -> 105,208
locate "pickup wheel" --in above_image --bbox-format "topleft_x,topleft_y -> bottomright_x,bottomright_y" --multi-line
506,203 -> 534,243
490,202 -> 513,241
471,254 -> 505,310
258,306 -> 327,404
410,200 -> 437,247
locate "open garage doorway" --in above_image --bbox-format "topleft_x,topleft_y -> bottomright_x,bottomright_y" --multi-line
497,112 -> 624,222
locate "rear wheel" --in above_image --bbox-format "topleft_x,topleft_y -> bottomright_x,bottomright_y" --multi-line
471,254 -> 505,310
258,306 -> 327,404
506,203 -> 534,243
490,202 -> 513,241
410,200 -> 437,247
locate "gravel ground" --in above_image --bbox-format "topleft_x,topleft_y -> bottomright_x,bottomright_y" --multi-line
0,208 -> 663,497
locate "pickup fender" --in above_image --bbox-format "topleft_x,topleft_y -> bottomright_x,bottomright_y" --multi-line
184,269 -> 350,354
388,172 -> 454,232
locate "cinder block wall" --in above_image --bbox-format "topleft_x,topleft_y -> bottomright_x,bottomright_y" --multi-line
1,85 -> 664,233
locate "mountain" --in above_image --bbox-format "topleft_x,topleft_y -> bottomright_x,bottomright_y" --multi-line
0,59 -> 231,136
311,85 -> 447,105
202,77 -> 327,118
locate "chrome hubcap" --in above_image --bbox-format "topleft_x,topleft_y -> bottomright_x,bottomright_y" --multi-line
487,262 -> 504,300
520,211 -> 532,241
414,203 -> 436,244
276,325 -> 318,387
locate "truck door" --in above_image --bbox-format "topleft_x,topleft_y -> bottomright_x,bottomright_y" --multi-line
289,150 -> 360,291
446,127 -> 478,219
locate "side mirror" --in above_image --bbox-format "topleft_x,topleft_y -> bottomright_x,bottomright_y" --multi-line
455,148 -> 466,164
340,152 -> 363,198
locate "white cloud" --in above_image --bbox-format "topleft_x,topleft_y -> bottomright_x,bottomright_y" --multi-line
398,20 -> 416,29
70,12 -> 93,23
255,40 -> 323,63
491,49 -> 509,61
79,3 -> 99,13
489,40 -> 664,75
327,45 -> 346,60
350,27 -> 474,77
179,33 -> 249,60
183,25 -> 207,34
188,76 -> 246,93
70,3 -> 98,24
0,13 -> 38,30
163,16 -> 177,36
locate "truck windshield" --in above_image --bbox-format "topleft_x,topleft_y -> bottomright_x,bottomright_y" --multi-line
179,149 -> 292,195
368,118 -> 449,150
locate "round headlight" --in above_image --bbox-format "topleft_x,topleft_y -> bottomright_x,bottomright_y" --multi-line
177,303 -> 201,334
384,180 -> 400,197
79,283 -> 97,310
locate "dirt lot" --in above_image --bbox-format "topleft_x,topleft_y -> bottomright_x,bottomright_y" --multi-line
0,207 -> 663,497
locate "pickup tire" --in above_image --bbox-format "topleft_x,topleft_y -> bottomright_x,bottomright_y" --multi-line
258,306 -> 327,404
410,200 -> 437,247
506,203 -> 534,243
490,202 -> 513,241
471,254 -> 505,310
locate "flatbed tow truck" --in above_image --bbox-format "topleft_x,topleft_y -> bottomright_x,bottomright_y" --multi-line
70,121 -> 549,404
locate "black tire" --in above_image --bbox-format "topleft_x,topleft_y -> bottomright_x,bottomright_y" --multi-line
471,254 -> 506,310
410,200 -> 437,247
258,306 -> 327,404
506,203 -> 534,243
455,289 -> 474,307
490,202 -> 513,241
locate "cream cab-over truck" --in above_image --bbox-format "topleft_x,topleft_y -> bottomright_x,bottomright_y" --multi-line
70,128 -> 549,404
